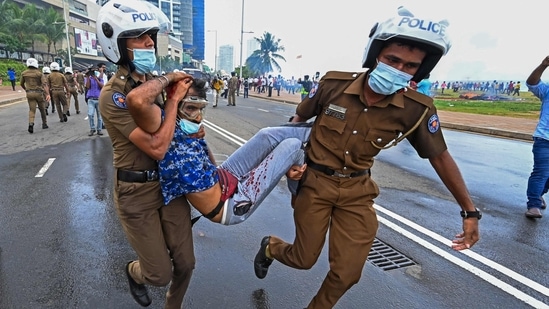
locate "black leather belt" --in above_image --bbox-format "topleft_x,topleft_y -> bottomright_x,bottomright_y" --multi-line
88,97 -> 99,100
26,89 -> 43,93
117,169 -> 159,183
307,161 -> 369,178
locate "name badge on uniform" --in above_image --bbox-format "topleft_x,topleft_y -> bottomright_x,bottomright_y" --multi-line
324,104 -> 346,120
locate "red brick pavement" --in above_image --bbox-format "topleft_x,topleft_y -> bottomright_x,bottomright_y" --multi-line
0,85 -> 536,141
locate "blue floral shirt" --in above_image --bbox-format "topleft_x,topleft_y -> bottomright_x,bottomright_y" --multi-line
158,124 -> 218,205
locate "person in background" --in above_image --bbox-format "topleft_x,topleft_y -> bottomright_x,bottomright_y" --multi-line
252,7 -> 480,309
20,58 -> 49,133
97,2 -> 195,307
7,67 -> 16,91
513,81 -> 521,96
243,78 -> 249,98
297,74 -> 312,101
47,62 -> 70,123
524,56 -> 549,219
227,71 -> 238,106
211,75 -> 223,107
85,66 -> 104,136
42,66 -> 53,115
415,73 -> 432,96
75,69 -> 85,95
64,67 -> 80,115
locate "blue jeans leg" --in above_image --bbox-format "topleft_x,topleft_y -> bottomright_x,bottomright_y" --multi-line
526,137 -> 549,209
87,99 -> 97,130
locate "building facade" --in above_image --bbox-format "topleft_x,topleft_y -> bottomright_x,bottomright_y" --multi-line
218,44 -> 234,75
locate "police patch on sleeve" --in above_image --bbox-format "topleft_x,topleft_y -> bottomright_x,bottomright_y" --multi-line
112,92 -> 127,109
428,114 -> 440,133
308,84 -> 318,99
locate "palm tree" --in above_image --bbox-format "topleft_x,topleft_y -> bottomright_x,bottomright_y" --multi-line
3,1 -> 33,60
42,7 -> 66,62
22,4 -> 47,57
246,32 -> 286,77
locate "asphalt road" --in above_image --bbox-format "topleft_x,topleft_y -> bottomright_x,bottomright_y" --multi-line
0,94 -> 547,308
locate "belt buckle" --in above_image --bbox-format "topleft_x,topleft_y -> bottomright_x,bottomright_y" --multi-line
333,171 -> 350,178
146,170 -> 158,181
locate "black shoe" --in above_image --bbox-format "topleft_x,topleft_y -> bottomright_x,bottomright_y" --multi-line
42,124 -> 48,129
96,130 -> 104,136
28,123 -> 34,134
76,110 -> 80,114
125,262 -> 152,307
45,110 -> 48,115
254,236 -> 273,279
63,114 -> 68,122
66,111 -> 70,116
52,109 -> 55,113
88,130 -> 95,136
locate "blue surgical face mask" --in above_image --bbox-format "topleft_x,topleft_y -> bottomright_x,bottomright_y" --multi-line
128,48 -> 156,75
178,118 -> 202,135
368,61 -> 413,95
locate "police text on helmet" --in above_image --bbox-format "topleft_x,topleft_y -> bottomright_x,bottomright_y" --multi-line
132,13 -> 156,23
398,17 -> 446,36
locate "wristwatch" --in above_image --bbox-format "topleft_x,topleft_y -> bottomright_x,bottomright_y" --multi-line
460,208 -> 482,220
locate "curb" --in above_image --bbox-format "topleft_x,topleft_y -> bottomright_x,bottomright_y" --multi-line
0,97 -> 26,106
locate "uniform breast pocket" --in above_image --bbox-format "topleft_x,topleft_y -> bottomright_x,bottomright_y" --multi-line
317,114 -> 346,150
353,129 -> 399,158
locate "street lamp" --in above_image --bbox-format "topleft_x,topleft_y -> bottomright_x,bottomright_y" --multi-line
207,30 -> 217,74
239,0 -> 253,81
53,0 -> 72,68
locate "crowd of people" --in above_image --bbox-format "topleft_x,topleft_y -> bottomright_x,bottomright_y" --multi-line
17,60 -> 110,135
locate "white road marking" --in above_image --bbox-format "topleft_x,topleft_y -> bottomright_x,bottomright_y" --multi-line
35,158 -> 55,177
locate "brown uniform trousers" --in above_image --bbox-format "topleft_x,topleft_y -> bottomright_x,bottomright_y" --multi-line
114,174 -> 195,309
228,76 -> 238,106
269,168 -> 379,309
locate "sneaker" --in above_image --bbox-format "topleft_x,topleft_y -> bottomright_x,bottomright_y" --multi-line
88,130 -> 95,136
96,130 -> 104,136
254,236 -> 273,279
42,124 -> 48,129
28,123 -> 34,134
525,207 -> 542,219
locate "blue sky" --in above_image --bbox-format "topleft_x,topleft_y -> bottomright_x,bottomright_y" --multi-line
204,0 -> 549,82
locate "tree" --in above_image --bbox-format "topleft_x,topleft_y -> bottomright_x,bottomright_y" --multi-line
245,32 -> 286,77
42,7 -> 66,62
22,4 -> 47,57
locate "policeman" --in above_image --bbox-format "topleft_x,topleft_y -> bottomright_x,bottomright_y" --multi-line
253,7 -> 480,309
64,67 -> 80,115
97,2 -> 195,308
47,62 -> 70,122
41,66 -> 52,115
74,69 -> 85,94
297,74 -> 312,101
20,58 -> 49,133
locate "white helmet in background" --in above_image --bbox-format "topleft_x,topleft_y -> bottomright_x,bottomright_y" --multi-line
26,58 -> 39,68
50,62 -> 60,71
96,0 -> 172,64
64,67 -> 73,74
152,70 -> 158,76
42,67 -> 51,74
361,6 -> 451,82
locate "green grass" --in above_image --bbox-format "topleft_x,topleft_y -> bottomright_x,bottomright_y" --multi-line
433,91 -> 541,119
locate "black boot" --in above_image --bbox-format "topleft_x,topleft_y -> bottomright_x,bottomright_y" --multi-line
28,123 -> 34,134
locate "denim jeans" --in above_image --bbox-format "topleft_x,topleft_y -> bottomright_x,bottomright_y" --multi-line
526,137 -> 549,209
220,124 -> 311,225
87,98 -> 103,131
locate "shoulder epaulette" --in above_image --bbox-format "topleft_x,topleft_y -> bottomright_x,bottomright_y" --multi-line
321,71 -> 363,81
403,88 -> 434,108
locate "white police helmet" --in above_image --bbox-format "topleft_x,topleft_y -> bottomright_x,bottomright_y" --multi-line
26,58 -> 39,68
96,0 -> 172,65
64,67 -> 73,74
361,6 -> 451,82
42,67 -> 51,74
50,62 -> 60,71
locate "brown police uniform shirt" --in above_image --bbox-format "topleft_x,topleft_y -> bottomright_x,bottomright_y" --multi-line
296,71 -> 447,174
99,65 -> 163,171
65,74 -> 77,88
20,68 -> 44,91
47,72 -> 68,91
76,72 -> 85,85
